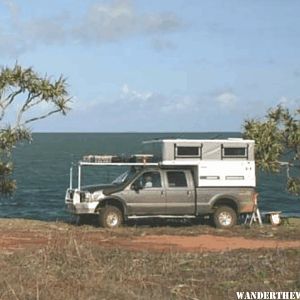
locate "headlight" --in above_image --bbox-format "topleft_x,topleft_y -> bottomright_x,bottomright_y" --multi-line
73,190 -> 80,204
82,192 -> 92,202
73,190 -> 92,203
92,190 -> 105,201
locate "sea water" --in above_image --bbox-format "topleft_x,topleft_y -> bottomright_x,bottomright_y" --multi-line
0,132 -> 299,221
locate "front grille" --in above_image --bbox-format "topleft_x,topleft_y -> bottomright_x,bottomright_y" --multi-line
66,190 -> 88,203
69,190 -> 74,199
80,192 -> 86,202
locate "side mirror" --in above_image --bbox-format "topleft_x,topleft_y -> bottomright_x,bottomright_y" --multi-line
131,181 -> 143,191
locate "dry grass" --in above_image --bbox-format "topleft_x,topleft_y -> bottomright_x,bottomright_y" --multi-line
0,218 -> 299,299
0,233 -> 299,300
74,216 -> 300,241
0,216 -> 300,240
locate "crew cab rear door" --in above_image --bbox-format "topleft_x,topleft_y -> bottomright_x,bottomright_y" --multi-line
164,170 -> 195,215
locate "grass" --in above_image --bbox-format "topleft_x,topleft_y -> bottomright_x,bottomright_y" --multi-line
0,239 -> 299,300
78,216 -> 300,241
0,218 -> 299,299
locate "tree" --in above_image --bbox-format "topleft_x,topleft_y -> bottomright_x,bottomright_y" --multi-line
0,64 -> 71,195
243,105 -> 300,195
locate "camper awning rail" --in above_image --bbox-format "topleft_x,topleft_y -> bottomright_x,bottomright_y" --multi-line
70,162 -> 161,190
78,162 -> 160,167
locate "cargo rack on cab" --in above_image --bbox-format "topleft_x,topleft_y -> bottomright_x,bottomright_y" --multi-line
70,154 -> 160,190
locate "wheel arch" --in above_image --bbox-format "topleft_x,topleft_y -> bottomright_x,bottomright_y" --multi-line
211,195 -> 240,214
96,197 -> 127,217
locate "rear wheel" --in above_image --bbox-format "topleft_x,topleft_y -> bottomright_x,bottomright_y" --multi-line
99,206 -> 123,228
213,206 -> 237,229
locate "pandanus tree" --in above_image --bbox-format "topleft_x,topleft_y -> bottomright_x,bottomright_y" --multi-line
243,105 -> 300,195
0,64 -> 71,195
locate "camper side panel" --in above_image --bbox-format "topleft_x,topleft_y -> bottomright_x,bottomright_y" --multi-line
198,160 -> 256,187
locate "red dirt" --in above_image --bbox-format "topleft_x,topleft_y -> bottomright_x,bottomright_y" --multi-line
106,234 -> 300,252
1,230 -> 300,253
0,231 -> 48,251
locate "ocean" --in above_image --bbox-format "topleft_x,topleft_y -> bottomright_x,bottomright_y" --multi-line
1,132 -> 299,220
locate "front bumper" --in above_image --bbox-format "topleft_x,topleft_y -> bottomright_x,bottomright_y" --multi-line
65,202 -> 98,215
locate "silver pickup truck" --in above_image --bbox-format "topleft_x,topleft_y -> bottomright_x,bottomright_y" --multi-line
65,165 -> 256,229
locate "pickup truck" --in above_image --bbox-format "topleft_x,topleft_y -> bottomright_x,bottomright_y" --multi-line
65,165 -> 256,229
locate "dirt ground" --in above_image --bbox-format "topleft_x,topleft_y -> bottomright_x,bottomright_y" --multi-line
103,234 -> 300,252
0,219 -> 300,299
0,218 -> 300,253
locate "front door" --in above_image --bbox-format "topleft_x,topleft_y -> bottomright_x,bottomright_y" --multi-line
123,171 -> 166,215
165,170 -> 195,214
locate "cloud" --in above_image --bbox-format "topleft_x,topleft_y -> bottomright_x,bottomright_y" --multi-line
0,0 -> 182,56
143,12 -> 181,33
293,70 -> 300,78
74,0 -> 181,43
277,96 -> 300,110
0,0 -> 69,55
68,85 -> 245,131
119,84 -> 200,114
160,96 -> 195,113
121,84 -> 153,103
150,37 -> 176,51
0,0 -> 19,19
73,0 -> 181,44
22,14 -> 69,45
0,31 -> 25,56
74,1 -> 139,43
81,85 -> 202,131
215,90 -> 238,108
52,84 -> 262,131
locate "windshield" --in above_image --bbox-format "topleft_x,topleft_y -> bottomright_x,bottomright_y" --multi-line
111,168 -> 138,185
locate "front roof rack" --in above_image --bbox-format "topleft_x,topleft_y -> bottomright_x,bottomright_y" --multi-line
79,162 -> 159,167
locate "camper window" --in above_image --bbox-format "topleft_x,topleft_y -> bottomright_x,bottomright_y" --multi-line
223,147 -> 247,158
176,146 -> 201,158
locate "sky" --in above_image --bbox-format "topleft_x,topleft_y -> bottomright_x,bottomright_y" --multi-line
0,0 -> 299,132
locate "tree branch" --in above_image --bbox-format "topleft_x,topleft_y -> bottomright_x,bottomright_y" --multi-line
0,102 -> 5,122
22,109 -> 62,125
0,89 -> 24,122
2,89 -> 23,108
15,92 -> 32,126
15,92 -> 43,126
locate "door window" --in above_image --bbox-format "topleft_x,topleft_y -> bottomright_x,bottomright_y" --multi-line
167,171 -> 187,187
140,171 -> 162,188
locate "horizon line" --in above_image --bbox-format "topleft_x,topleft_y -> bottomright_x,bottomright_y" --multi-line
31,131 -> 242,134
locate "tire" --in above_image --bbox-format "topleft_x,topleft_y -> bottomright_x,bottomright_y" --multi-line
213,206 -> 237,229
75,214 -> 90,225
99,206 -> 123,228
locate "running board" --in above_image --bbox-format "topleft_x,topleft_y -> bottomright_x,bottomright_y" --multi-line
127,215 -> 196,219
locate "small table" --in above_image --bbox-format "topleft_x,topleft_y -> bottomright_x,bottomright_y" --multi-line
265,211 -> 282,225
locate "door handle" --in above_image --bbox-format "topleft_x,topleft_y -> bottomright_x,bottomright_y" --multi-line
187,191 -> 191,196
161,191 -> 164,196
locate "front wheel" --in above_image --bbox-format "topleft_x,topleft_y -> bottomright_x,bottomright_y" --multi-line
99,206 -> 123,228
213,206 -> 237,229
